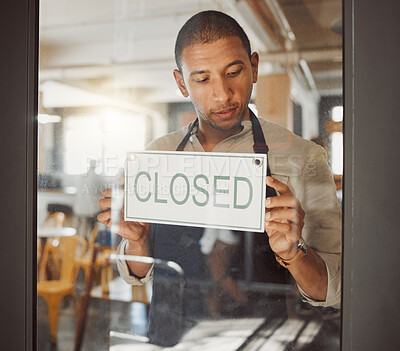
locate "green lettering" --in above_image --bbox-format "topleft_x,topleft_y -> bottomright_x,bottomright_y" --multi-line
192,174 -> 209,207
213,175 -> 230,208
154,172 -> 167,204
134,171 -> 151,202
170,173 -> 190,205
234,177 -> 253,209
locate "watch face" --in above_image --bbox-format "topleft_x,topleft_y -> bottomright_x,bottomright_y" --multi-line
298,237 -> 307,254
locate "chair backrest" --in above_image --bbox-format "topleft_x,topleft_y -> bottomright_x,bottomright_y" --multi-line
87,224 -> 99,254
39,236 -> 87,283
45,203 -> 74,227
44,212 -> 66,228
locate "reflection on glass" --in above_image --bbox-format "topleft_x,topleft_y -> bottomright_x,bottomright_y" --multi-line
332,106 -> 343,122
332,132 -> 343,175
38,1 -> 343,350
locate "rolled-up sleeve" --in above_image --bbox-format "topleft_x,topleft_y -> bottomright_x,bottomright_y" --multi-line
296,147 -> 342,309
116,239 -> 154,286
298,252 -> 341,309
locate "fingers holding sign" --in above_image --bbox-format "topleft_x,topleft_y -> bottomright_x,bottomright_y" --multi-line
264,176 -> 305,260
97,187 -> 150,244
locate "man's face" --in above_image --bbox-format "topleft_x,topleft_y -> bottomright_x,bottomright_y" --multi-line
174,36 -> 259,136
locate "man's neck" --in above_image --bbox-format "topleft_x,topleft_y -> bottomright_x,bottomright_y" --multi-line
197,108 -> 250,152
197,128 -> 240,152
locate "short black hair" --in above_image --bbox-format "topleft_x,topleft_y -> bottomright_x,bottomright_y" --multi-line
174,10 -> 252,72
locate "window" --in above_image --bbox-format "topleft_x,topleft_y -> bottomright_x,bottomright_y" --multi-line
63,111 -> 147,176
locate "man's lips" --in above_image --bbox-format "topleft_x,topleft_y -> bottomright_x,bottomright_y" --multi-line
213,107 -> 237,119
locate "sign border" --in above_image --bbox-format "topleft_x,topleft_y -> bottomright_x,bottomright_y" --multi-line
125,150 -> 267,232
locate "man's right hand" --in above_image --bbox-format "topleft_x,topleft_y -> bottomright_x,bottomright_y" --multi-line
97,188 -> 151,244
97,188 -> 152,278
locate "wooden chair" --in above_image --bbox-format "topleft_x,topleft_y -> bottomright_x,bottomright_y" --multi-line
76,225 -> 112,293
46,203 -> 74,227
38,207 -> 73,265
37,235 -> 86,343
44,211 -> 67,228
38,212 -> 65,263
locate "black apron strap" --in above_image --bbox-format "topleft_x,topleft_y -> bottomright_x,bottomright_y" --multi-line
249,110 -> 269,155
176,118 -> 199,151
249,109 -> 277,198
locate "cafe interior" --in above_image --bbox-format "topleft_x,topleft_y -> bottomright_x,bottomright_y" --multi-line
37,0 -> 343,350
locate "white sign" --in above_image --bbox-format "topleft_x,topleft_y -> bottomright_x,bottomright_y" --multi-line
125,151 -> 267,232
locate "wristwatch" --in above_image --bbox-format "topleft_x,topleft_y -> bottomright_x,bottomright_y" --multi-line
275,237 -> 308,268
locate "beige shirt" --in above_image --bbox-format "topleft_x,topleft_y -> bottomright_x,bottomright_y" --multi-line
117,117 -> 342,308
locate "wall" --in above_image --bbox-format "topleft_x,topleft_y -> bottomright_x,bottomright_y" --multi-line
256,72 -> 319,140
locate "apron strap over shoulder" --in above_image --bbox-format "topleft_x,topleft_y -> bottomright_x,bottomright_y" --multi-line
176,118 -> 199,152
249,109 -> 269,155
249,110 -> 274,185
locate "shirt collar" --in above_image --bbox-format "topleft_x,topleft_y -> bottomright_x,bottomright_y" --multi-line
190,119 -> 252,137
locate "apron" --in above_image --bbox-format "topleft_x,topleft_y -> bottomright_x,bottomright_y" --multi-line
148,110 -> 287,346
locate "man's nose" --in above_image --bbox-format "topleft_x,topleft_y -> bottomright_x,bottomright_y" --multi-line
211,78 -> 232,102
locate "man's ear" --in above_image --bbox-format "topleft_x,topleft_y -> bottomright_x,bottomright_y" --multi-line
250,52 -> 259,83
173,69 -> 189,98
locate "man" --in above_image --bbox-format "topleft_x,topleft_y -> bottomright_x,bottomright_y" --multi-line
98,10 -> 341,346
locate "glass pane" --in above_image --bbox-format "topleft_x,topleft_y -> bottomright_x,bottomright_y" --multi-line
38,1 -> 342,350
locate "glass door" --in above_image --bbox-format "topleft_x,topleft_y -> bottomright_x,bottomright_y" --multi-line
37,1 -> 343,349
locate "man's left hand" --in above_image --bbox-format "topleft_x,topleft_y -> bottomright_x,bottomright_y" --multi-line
264,176 -> 305,260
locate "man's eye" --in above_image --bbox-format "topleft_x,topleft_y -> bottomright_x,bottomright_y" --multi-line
228,68 -> 241,77
196,78 -> 208,83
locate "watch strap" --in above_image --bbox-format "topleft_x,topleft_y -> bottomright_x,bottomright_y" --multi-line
275,238 -> 307,268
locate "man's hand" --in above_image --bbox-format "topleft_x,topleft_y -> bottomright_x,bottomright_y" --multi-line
97,187 -> 152,278
264,176 -> 328,301
97,188 -> 151,244
264,176 -> 305,260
